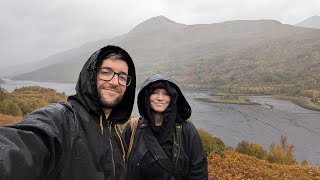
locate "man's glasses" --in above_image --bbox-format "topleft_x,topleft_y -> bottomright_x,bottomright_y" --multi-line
97,67 -> 132,86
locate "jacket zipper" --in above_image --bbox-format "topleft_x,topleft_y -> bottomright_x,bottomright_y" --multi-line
108,121 -> 116,180
173,125 -> 182,180
175,127 -> 181,168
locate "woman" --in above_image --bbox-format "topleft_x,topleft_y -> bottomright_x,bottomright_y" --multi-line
122,74 -> 208,180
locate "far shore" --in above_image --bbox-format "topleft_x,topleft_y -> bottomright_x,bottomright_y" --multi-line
273,95 -> 320,112
194,97 -> 258,105
194,94 -> 320,112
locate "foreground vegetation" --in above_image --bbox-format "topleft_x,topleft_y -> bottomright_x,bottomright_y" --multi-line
0,86 -> 67,116
208,150 -> 320,179
200,129 -> 320,179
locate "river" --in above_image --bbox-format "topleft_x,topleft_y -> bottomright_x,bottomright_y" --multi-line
1,79 -> 320,165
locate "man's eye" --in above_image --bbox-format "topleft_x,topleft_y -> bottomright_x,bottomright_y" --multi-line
119,75 -> 128,80
101,69 -> 112,74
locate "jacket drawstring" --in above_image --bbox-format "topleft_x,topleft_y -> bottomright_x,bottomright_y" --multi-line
100,115 -> 104,135
115,125 -> 126,161
100,115 -> 126,161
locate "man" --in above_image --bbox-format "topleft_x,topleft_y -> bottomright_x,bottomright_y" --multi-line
0,45 -> 136,180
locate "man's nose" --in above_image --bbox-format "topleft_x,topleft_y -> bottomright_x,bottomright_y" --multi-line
108,74 -> 119,85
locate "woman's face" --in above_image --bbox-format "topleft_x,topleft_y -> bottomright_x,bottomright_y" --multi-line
149,88 -> 171,113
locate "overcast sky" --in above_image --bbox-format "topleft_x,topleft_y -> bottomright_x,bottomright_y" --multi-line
0,0 -> 319,68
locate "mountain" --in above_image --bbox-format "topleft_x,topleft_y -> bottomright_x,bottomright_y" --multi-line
12,16 -> 320,96
9,40 -> 110,82
295,15 -> 320,29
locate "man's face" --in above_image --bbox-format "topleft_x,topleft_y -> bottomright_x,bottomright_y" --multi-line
96,58 -> 129,109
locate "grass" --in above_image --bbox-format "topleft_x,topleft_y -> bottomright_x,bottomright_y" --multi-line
195,97 -> 257,105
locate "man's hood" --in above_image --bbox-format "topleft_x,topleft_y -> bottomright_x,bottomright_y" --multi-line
137,74 -> 191,122
68,45 -> 136,124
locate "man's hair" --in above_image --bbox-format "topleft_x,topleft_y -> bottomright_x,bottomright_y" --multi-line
102,53 -> 125,61
96,52 -> 127,70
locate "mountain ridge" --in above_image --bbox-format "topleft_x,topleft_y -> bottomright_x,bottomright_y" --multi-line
295,15 -> 320,29
10,16 -> 320,97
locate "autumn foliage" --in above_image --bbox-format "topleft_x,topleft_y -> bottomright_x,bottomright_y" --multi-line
0,86 -> 67,116
208,150 -> 320,179
0,114 -> 22,126
236,136 -> 297,165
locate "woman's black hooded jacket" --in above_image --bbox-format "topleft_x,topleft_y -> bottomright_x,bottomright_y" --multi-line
122,74 -> 208,180
0,45 -> 136,180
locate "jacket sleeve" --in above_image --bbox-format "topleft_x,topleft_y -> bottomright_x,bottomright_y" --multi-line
0,103 -> 71,180
187,122 -> 208,180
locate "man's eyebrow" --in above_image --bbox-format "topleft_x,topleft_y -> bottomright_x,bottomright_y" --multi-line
100,66 -> 129,75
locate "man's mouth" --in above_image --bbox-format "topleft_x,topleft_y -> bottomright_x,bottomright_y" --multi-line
102,86 -> 119,93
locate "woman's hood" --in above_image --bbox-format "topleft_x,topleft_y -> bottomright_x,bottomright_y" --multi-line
68,45 -> 136,124
137,74 -> 191,122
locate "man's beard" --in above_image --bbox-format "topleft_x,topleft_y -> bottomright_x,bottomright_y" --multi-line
100,94 -> 123,109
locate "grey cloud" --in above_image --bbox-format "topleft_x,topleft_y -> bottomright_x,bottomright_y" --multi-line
0,0 -> 319,68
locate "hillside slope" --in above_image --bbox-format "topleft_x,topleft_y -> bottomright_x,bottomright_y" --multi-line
12,16 -> 320,95
296,15 -> 320,29
208,150 -> 320,179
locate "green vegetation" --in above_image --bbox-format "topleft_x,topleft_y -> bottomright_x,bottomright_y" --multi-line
236,141 -> 268,160
0,87 -> 6,101
195,94 -> 255,105
0,86 -> 67,116
199,129 -> 309,167
198,128 -> 225,157
236,135 -> 302,165
268,136 -> 296,165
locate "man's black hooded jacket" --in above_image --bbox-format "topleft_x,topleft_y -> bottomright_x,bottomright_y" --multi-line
0,45 -> 136,180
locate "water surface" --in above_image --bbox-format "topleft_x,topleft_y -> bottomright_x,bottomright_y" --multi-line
1,80 -> 320,165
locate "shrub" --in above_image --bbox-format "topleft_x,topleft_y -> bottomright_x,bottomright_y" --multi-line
0,87 -> 7,101
236,141 -> 268,160
267,135 -> 296,165
198,128 -> 225,156
301,160 -> 309,166
0,99 -> 23,116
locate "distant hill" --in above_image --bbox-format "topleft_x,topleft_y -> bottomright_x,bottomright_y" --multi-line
295,15 -> 320,29
12,16 -> 320,96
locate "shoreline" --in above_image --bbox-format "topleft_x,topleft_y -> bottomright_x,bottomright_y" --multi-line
195,95 -> 320,112
194,97 -> 259,105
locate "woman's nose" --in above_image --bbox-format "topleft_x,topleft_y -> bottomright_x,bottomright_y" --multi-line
156,93 -> 164,100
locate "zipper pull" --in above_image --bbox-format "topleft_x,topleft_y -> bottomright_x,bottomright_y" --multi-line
99,115 -> 104,135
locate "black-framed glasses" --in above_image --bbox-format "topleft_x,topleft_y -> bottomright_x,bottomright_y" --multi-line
97,67 -> 132,86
